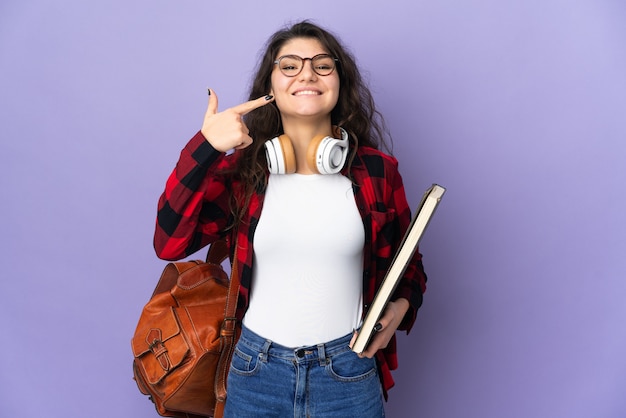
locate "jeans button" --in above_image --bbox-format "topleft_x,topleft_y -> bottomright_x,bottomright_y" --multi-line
296,349 -> 305,358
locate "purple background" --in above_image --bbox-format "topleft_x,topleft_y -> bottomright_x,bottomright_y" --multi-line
1,1 -> 625,417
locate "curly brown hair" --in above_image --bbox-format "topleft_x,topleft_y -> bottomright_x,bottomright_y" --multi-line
229,20 -> 391,222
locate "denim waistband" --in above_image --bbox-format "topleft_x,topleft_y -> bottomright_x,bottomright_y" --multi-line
238,325 -> 353,364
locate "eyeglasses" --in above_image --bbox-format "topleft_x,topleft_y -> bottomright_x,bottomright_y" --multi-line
274,54 -> 339,77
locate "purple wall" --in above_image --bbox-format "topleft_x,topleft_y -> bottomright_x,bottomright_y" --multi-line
1,1 -> 625,417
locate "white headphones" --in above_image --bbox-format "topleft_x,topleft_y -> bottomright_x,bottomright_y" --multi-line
264,127 -> 349,174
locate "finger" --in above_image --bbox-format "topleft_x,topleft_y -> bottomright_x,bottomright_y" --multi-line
233,136 -> 252,150
359,334 -> 383,358
230,94 -> 274,116
207,88 -> 218,115
359,344 -> 374,358
359,320 -> 391,358
348,329 -> 358,349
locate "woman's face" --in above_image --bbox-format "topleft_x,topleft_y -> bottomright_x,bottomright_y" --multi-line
270,37 -> 340,123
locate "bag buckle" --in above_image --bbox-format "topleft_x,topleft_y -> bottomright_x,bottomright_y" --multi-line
146,329 -> 171,371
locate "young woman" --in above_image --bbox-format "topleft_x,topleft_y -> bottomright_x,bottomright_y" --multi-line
154,20 -> 427,417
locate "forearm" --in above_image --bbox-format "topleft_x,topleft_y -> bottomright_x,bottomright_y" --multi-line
154,131 -> 230,260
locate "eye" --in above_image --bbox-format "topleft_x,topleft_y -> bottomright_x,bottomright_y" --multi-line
313,56 -> 335,72
279,56 -> 301,70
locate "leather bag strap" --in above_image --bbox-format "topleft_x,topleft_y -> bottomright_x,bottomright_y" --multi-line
213,236 -> 240,417
206,239 -> 229,265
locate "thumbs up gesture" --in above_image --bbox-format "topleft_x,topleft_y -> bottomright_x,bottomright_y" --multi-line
201,88 -> 275,152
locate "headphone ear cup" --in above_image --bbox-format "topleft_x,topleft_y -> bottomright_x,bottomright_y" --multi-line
306,135 -> 328,174
307,130 -> 349,174
265,135 -> 297,174
277,135 -> 297,174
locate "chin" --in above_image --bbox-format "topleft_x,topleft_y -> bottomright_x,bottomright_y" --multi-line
295,105 -> 335,117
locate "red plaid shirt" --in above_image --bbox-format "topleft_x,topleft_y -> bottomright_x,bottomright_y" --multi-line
154,131 -> 427,397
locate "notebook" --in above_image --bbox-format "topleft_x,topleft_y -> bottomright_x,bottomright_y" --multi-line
351,184 -> 446,354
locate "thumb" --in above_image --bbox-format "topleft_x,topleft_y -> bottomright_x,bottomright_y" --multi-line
206,88 -> 218,115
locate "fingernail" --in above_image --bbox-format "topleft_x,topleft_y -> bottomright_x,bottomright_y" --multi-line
207,88 -> 211,96
373,323 -> 383,332
265,94 -> 273,101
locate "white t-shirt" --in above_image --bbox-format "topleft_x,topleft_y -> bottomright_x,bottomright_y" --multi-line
243,173 -> 364,347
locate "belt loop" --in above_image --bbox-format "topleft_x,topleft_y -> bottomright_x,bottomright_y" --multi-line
317,343 -> 328,366
260,339 -> 271,363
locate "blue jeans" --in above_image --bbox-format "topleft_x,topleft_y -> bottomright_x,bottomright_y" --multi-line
224,325 -> 385,417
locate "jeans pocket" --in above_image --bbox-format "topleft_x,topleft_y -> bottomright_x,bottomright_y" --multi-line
230,344 -> 262,376
327,350 -> 377,382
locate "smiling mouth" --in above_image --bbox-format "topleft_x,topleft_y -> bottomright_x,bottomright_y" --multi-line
293,90 -> 321,96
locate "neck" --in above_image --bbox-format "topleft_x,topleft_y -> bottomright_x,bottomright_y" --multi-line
281,117 -> 334,174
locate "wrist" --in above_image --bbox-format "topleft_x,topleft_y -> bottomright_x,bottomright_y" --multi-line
392,298 -> 410,314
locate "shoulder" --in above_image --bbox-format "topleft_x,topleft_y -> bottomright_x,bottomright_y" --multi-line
354,146 -> 400,177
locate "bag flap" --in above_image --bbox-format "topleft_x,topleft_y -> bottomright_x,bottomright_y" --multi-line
131,307 -> 189,384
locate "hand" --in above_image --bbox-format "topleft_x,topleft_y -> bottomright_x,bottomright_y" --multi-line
201,89 -> 275,152
352,298 -> 410,359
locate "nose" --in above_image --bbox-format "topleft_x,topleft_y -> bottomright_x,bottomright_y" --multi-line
298,59 -> 318,81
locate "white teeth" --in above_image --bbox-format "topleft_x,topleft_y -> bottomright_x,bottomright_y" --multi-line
294,90 -> 320,96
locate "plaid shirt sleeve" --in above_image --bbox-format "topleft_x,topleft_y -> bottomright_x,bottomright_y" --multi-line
153,131 -> 233,261
388,165 -> 427,332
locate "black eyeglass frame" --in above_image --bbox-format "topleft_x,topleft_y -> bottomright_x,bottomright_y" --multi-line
273,54 -> 339,77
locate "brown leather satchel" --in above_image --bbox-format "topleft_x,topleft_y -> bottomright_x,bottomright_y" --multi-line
131,239 -> 240,418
